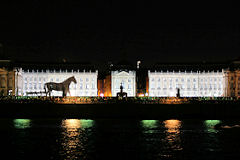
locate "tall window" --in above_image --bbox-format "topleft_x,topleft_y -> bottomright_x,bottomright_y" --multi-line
169,83 -> 173,89
151,82 -> 155,89
193,84 -> 197,90
86,84 -> 89,89
157,83 -> 161,89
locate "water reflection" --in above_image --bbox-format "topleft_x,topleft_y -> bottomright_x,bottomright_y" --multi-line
141,120 -> 158,129
60,119 -> 94,159
204,120 -> 221,133
13,119 -> 31,129
163,119 -> 182,151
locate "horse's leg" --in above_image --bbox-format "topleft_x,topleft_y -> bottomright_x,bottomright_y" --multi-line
62,90 -> 65,97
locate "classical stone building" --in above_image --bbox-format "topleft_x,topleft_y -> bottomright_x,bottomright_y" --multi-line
111,70 -> 136,97
225,60 -> 240,97
19,69 -> 98,97
0,60 -> 21,96
148,70 -> 226,97
148,64 -> 227,97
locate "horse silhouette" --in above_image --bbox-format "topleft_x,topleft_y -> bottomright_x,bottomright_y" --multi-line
44,76 -> 77,97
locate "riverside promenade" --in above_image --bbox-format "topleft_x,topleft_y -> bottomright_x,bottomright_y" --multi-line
1,96 -> 240,119
1,102 -> 240,119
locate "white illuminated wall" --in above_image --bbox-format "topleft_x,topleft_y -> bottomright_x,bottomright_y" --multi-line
19,69 -> 98,97
111,71 -> 136,97
148,70 -> 226,97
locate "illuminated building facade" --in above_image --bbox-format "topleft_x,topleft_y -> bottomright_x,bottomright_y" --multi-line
225,60 -> 240,97
0,67 -> 16,96
19,69 -> 98,97
0,60 -> 22,96
148,70 -> 226,97
111,70 -> 136,97
2,60 -> 240,98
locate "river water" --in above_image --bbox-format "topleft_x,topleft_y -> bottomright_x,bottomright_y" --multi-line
1,118 -> 240,160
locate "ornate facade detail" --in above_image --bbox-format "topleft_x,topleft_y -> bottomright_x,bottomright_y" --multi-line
148,70 -> 226,97
111,71 -> 136,97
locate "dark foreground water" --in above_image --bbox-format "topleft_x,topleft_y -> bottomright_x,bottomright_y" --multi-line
1,119 -> 240,160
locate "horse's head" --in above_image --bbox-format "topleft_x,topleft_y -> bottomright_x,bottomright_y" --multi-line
71,76 -> 77,84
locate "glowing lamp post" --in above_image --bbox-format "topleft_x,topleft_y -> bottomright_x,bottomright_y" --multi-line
138,93 -> 144,97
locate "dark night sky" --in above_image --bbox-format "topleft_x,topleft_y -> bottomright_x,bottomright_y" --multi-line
0,1 -> 239,65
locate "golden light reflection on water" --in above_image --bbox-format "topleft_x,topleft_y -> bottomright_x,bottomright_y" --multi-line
62,119 -> 81,130
164,120 -> 181,134
163,119 -> 182,151
60,119 -> 94,159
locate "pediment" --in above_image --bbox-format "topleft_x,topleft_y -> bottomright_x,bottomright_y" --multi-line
115,71 -> 130,76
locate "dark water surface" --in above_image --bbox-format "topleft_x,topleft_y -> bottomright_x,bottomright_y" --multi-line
1,118 -> 240,160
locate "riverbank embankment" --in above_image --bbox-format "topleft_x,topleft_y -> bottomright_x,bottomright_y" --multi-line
1,103 -> 240,119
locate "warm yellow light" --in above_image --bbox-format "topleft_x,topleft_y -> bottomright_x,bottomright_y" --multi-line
164,119 -> 181,133
62,119 -> 81,129
163,119 -> 182,150
138,94 -> 144,97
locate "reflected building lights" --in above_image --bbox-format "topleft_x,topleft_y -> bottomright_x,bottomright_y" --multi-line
164,120 -> 181,133
62,119 -> 81,129
141,120 -> 158,129
62,119 -> 94,130
13,119 -> 31,129
163,119 -> 182,151
60,119 -> 94,159
204,120 -> 221,133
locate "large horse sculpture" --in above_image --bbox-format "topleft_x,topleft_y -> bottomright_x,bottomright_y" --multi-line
44,76 -> 77,97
